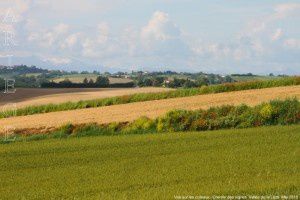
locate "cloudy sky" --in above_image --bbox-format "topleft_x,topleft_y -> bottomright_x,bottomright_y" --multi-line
0,0 -> 300,74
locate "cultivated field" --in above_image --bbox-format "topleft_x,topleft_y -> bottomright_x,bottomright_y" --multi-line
0,125 -> 299,199
231,75 -> 279,82
51,74 -> 133,84
0,87 -> 172,108
0,85 -> 299,133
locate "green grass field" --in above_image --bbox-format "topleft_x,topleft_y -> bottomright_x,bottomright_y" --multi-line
51,74 -> 98,83
231,75 -> 279,82
51,74 -> 133,84
0,125 -> 299,199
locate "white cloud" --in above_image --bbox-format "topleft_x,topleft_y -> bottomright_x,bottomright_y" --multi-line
271,28 -> 283,41
28,23 -> 70,48
242,3 -> 300,39
53,23 -> 69,35
81,23 -> 123,59
97,22 -> 110,44
139,10 -> 190,59
61,33 -> 80,49
141,11 -> 180,42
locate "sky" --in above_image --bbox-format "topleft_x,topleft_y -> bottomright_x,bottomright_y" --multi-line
0,0 -> 300,74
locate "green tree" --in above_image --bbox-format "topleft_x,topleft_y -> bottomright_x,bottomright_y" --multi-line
95,76 -> 109,87
83,78 -> 88,84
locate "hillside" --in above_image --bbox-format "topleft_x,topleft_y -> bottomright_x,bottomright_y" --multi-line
0,85 -> 299,134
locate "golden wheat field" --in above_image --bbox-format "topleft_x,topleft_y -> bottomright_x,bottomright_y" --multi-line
0,87 -> 172,108
0,85 -> 299,134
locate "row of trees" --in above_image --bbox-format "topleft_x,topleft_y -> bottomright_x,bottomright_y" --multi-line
0,65 -> 48,75
41,76 -> 134,88
136,75 -> 235,88
41,76 -> 109,88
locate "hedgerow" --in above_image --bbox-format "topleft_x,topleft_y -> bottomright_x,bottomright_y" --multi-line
0,76 -> 299,119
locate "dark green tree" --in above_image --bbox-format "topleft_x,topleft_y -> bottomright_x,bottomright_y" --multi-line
95,76 -> 109,87
83,78 -> 88,84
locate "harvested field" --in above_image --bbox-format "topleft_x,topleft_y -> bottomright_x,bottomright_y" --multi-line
0,87 -> 171,108
0,85 -> 299,134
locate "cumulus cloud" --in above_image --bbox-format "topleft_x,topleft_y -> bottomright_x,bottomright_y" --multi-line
140,11 -> 190,59
28,23 -> 70,48
96,22 -> 110,44
141,11 -> 180,41
271,28 -> 283,41
60,33 -> 80,49
241,3 -> 300,39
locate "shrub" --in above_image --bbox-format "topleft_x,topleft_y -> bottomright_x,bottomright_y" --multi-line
260,104 -> 274,120
191,118 -> 209,131
122,116 -> 155,134
59,123 -> 75,135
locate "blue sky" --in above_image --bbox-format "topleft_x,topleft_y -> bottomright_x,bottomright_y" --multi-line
0,0 -> 300,74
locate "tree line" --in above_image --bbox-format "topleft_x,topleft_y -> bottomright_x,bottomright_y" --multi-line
41,76 -> 134,88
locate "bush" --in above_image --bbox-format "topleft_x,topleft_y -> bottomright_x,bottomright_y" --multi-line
260,104 -> 274,120
59,123 -> 75,135
122,117 -> 155,134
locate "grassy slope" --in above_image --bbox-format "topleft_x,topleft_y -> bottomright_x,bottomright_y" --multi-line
0,125 -> 299,199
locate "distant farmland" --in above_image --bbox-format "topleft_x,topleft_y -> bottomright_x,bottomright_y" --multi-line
0,85 -> 299,134
51,74 -> 133,84
0,87 -> 172,108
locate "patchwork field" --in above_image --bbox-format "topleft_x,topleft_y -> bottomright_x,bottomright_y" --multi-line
0,87 -> 171,108
0,85 -> 299,133
0,125 -> 299,199
51,74 -> 133,84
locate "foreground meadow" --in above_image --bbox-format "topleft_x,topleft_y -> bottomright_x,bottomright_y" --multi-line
0,125 -> 299,199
